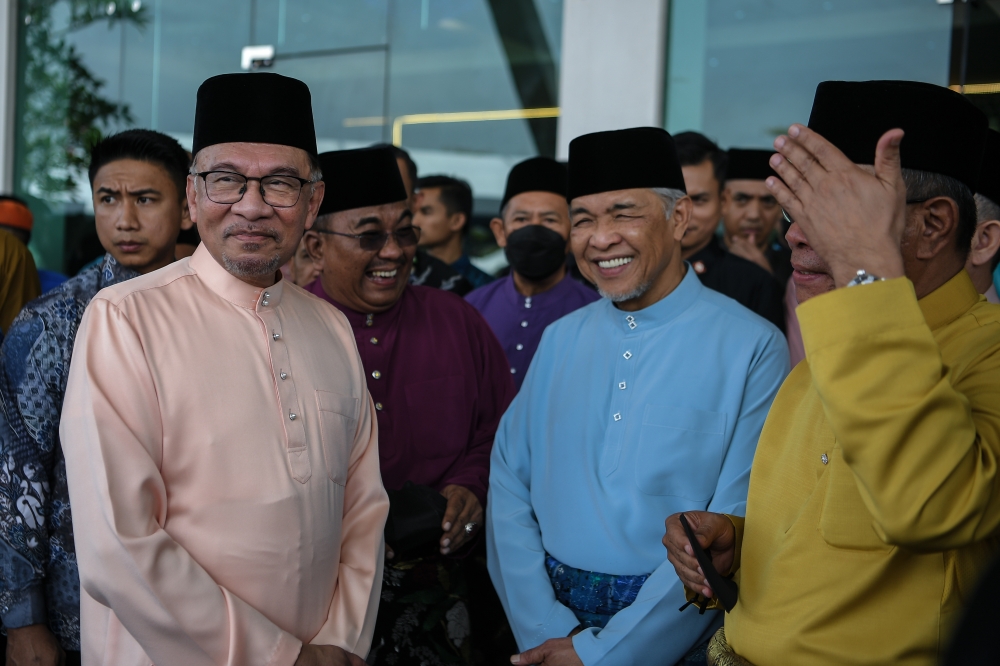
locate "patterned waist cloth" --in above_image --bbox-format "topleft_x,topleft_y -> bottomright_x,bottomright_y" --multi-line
544,554 -> 650,629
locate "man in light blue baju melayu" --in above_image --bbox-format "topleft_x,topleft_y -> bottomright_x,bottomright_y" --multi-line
487,127 -> 789,666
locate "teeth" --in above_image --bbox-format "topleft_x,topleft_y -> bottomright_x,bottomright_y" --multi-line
370,270 -> 397,278
597,257 -> 633,269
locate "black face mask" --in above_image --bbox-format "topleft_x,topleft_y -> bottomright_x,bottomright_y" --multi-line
504,225 -> 567,280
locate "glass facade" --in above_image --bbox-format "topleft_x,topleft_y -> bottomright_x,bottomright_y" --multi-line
14,0 -> 563,272
664,0 -> 954,148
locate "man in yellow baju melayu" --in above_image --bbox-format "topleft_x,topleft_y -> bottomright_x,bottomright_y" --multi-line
663,80 -> 1000,666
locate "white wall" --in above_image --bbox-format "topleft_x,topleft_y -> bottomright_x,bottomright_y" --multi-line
555,0 -> 669,159
0,0 -> 16,192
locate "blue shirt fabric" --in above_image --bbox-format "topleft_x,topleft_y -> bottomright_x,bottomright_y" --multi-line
451,254 -> 495,289
465,274 -> 599,390
486,267 -> 789,666
0,254 -> 138,649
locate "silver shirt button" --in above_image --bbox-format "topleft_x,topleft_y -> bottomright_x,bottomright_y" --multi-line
280,371 -> 288,380
263,292 -> 271,299
289,412 -> 297,421
372,370 -> 382,379
510,367 -> 516,374
821,453 -> 829,465
262,300 -> 269,306
375,402 -> 384,411
520,321 -> 528,327
613,412 -> 622,421
272,332 -> 281,340
370,337 -> 378,345
515,343 -> 523,351
623,351 -> 632,360
618,382 -> 626,389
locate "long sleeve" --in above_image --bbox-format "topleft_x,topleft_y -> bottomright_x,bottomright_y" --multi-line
310,396 -> 388,655
439,312 -> 514,505
570,331 -> 788,666
61,299 -> 303,666
799,277 -> 1000,549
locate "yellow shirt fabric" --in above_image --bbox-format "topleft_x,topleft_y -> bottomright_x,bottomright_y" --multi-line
0,229 -> 39,332
725,271 -> 1000,665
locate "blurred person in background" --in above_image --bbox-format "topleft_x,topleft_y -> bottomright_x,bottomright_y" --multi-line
489,128 -> 787,666
175,223 -> 200,259
0,196 -> 66,293
0,128 -> 191,666
0,229 -> 39,335
675,133 -> 785,332
302,146 -> 514,665
721,149 -> 793,286
414,175 -> 493,289
966,129 -> 1000,304
375,143 -> 474,296
664,80 -> 1000,666
466,157 -> 598,391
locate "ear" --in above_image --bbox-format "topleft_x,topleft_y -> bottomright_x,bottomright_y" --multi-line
969,218 -> 1000,269
179,197 -> 194,231
303,230 -> 325,263
304,181 -> 325,231
489,217 -> 507,247
185,174 -> 200,225
915,196 -> 961,260
671,197 -> 693,242
448,212 -> 467,234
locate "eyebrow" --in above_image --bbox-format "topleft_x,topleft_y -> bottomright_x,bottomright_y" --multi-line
607,201 -> 640,213
511,208 -> 562,217
96,186 -> 163,196
205,162 -> 305,177
353,216 -> 383,230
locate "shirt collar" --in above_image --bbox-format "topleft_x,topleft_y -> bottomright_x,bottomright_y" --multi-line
918,269 -> 981,331
307,277 -> 407,330
98,253 -> 140,289
500,273 -> 577,309
605,263 -> 702,333
188,243 -> 285,310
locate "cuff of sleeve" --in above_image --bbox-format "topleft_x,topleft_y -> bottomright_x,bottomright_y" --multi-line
725,514 -> 745,575
572,628 -> 611,666
268,631 -> 303,666
797,278 -> 923,356
535,601 -> 580,650
1,583 -> 48,629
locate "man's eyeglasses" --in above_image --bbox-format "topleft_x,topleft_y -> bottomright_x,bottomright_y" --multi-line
313,226 -> 422,252
781,198 -> 932,226
194,171 -> 315,208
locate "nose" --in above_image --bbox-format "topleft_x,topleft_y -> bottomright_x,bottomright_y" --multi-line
116,199 -> 141,231
230,180 -> 273,220
785,221 -> 811,249
745,198 -> 761,222
377,231 -> 404,261
588,218 -> 622,251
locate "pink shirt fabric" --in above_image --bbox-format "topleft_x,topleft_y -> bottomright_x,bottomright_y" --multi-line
61,244 -> 389,666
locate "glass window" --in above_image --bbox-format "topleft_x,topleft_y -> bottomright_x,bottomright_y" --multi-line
665,0 -> 953,148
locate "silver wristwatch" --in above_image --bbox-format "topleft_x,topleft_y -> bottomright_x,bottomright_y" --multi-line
846,269 -> 885,288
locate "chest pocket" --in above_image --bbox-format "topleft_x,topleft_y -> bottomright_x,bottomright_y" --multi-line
819,446 -> 892,551
404,376 -> 470,459
316,390 -> 360,485
635,405 -> 726,501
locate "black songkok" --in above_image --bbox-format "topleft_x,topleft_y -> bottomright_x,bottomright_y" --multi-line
976,129 -> 1000,206
318,146 -> 407,216
807,80 -> 987,190
726,148 -> 776,181
501,157 -> 568,213
567,127 -> 686,200
192,73 -> 317,156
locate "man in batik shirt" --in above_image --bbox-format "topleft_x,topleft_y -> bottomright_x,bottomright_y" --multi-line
0,129 -> 192,665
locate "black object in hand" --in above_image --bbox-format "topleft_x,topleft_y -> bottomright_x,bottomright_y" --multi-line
384,482 -> 448,560
678,513 -> 739,612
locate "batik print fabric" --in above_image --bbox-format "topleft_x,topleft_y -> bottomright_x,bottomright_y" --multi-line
544,555 -> 649,629
0,254 -> 138,650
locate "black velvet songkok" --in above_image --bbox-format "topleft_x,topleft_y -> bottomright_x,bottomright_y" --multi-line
976,129 -> 1000,206
318,146 -> 408,216
725,148 -> 776,181
501,157 -> 568,213
567,127 -> 687,200
807,80 -> 987,190
192,73 -> 317,156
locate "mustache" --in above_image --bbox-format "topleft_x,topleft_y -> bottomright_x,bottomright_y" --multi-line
222,224 -> 280,240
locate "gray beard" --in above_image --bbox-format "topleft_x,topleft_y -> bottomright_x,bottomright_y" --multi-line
221,251 -> 283,280
598,280 -> 652,304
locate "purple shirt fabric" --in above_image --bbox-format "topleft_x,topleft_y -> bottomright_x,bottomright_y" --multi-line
465,274 -> 600,391
307,280 -> 515,504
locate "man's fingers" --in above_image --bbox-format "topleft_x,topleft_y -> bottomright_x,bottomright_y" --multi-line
873,128 -> 905,187
785,124 -> 853,174
766,175 -> 805,225
768,148 -> 811,200
441,492 -> 465,532
513,644 -> 546,664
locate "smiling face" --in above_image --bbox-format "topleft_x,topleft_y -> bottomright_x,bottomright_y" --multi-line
187,142 -> 324,287
569,187 -> 691,311
721,179 -> 782,249
680,159 -> 722,257
92,158 -> 191,274
307,201 -> 415,313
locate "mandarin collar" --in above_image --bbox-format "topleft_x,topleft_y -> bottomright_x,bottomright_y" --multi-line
500,272 -> 580,309
188,243 -> 285,310
603,263 -> 702,333
307,277 -> 407,331
918,269 -> 980,331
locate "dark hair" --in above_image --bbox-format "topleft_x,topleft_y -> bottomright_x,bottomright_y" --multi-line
673,131 -> 727,190
416,175 -> 473,233
901,168 -> 976,261
89,129 -> 191,199
372,143 -> 417,185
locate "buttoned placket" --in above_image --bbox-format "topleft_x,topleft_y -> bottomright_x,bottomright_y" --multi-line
360,312 -> 390,413
601,313 -> 641,476
510,296 -> 534,376
256,288 -> 310,483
